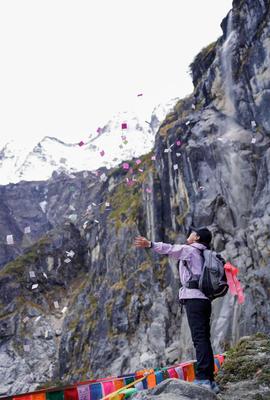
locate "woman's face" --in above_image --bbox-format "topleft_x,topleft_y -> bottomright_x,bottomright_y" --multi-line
186,231 -> 200,245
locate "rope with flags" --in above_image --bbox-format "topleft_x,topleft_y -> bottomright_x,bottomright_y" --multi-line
1,354 -> 225,400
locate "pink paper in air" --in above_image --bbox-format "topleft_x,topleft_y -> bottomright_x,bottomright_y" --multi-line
146,188 -> 152,193
136,159 -> 142,165
151,155 -> 156,161
100,150 -> 105,157
138,168 -> 144,173
122,163 -> 130,170
176,140 -> 181,146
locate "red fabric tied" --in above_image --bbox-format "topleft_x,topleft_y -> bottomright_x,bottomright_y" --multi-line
224,262 -> 245,304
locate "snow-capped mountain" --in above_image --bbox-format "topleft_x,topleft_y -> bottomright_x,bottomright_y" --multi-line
0,99 -> 178,185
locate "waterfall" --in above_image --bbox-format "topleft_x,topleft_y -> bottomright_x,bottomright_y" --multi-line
221,11 -> 236,116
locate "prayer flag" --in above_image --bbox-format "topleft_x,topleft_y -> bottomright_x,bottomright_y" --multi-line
78,141 -> 85,147
77,385 -> 90,400
134,381 -> 144,391
167,368 -> 178,379
146,373 -> 156,389
186,120 -> 190,126
176,153 -> 181,157
135,159 -> 142,165
23,316 -> 29,323
24,226 -> 31,234
173,164 -> 178,170
100,150 -> 105,157
64,388 -> 79,400
6,235 -> 14,245
138,169 -> 144,173
251,120 -> 256,128
32,393 -> 46,400
121,123 -> 127,130
174,366 -> 184,380
62,306 -> 68,313
191,104 -> 196,110
64,258 -> 71,264
137,93 -> 143,97
89,383 -> 103,400
155,371 -> 163,384
105,202 -> 110,207
176,140 -> 181,146
46,391 -> 64,400
146,188 -> 152,193
102,381 -> 115,396
29,271 -> 36,278
251,138 -> 256,144
151,155 -> 156,161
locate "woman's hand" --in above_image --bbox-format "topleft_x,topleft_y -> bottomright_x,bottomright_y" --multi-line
134,236 -> 151,248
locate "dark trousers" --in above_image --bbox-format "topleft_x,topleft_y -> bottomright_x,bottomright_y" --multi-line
184,298 -> 214,381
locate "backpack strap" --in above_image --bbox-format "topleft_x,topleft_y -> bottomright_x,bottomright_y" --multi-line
182,245 -> 204,289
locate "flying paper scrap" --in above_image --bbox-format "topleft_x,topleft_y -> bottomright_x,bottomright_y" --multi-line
146,187 -> 152,193
176,140 -> 181,146
173,164 -> 178,170
29,271 -> 36,278
66,250 -> 75,258
122,162 -> 130,170
151,155 -> 156,161
251,120 -> 256,128
62,306 -> 68,314
136,159 -> 142,165
251,138 -> 256,144
23,317 -> 29,323
24,226 -> 31,234
100,150 -> 105,157
54,301 -> 59,309
121,123 -> 128,130
100,173 -> 107,182
32,284 -> 39,290
105,202 -> 110,207
6,235 -> 14,245
176,153 -> 181,157
192,104 -> 196,110
64,258 -> 71,264
78,141 -> 85,147
137,93 -> 143,97
23,345 -> 30,352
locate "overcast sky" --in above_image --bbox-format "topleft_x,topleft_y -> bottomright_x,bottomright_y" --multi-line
0,0 -> 232,147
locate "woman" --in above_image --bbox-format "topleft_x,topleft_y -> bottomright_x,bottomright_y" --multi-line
134,227 -> 219,394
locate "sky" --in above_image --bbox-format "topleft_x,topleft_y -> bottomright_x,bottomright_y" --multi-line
0,0 -> 232,148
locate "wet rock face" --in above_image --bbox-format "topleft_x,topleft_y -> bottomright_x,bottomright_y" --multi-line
1,0 -> 270,396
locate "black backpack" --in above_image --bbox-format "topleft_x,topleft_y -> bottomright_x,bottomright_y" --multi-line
183,247 -> 228,301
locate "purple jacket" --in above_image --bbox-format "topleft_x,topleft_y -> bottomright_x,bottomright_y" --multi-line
152,241 -> 208,300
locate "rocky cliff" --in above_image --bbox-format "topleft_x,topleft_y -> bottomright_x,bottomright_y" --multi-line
1,0 -> 270,396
